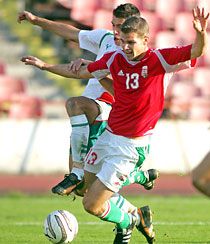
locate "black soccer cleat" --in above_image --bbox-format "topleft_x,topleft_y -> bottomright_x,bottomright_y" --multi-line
136,205 -> 155,244
113,227 -> 133,244
113,215 -> 136,244
51,173 -> 83,196
143,169 -> 159,190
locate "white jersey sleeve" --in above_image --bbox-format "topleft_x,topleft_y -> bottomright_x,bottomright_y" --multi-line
78,29 -> 110,54
78,29 -> 117,100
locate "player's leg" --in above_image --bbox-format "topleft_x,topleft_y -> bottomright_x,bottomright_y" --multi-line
53,134 -> 159,196
192,151 -> 210,197
83,173 -> 155,244
52,96 -> 159,196
123,144 -> 159,190
129,168 -> 159,190
83,130 -> 155,243
67,96 -> 100,165
52,96 -> 100,195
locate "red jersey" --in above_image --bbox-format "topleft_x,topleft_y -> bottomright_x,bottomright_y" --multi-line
87,45 -> 196,137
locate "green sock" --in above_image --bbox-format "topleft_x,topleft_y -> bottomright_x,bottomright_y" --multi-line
123,169 -> 147,186
110,193 -> 136,213
100,200 -> 132,229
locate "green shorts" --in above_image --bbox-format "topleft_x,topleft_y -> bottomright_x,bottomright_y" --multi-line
135,145 -> 150,168
87,120 -> 107,152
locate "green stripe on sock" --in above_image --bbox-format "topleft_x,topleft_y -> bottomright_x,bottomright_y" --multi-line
81,145 -> 88,148
72,123 -> 89,127
119,198 -> 125,209
116,195 -> 122,206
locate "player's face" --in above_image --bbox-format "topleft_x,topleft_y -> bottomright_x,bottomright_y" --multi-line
120,32 -> 148,61
111,16 -> 126,46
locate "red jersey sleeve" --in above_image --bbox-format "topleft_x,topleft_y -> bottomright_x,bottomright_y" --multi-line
87,51 -> 114,80
158,44 -> 195,65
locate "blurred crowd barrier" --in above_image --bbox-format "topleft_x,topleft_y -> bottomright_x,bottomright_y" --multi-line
0,119 -> 209,174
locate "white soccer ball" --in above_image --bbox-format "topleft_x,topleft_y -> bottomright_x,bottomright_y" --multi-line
44,210 -> 78,243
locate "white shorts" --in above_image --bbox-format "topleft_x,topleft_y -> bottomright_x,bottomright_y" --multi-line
84,130 -> 150,192
94,100 -> 112,121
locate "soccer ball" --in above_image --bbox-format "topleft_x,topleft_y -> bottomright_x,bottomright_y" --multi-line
44,210 -> 78,243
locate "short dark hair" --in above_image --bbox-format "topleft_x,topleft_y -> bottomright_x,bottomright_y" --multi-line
113,3 -> 140,19
121,16 -> 149,37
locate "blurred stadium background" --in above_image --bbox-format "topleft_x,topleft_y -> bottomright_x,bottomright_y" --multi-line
0,0 -> 209,195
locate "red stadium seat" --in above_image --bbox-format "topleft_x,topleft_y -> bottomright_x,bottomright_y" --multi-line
175,12 -> 195,44
183,0 -> 197,11
175,68 -> 196,82
155,0 -> 185,29
189,97 -> 210,120
193,68 -> 210,97
9,94 -> 43,119
170,97 -> 190,119
169,81 -> 199,119
113,0 -> 144,10
0,75 -> 25,100
155,31 -> 180,48
92,9 -> 113,30
70,0 -> 100,26
141,0 -> 157,12
99,0 -> 115,10
171,81 -> 198,101
141,11 -> 163,45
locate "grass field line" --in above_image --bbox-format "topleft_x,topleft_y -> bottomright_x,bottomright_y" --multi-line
3,221 -> 210,226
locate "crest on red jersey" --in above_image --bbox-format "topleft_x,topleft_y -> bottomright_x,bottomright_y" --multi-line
141,66 -> 148,78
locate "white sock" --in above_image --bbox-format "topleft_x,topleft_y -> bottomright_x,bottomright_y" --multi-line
71,167 -> 84,180
110,193 -> 137,213
70,114 -> 89,163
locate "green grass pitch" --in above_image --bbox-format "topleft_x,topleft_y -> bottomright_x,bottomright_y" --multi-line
0,194 -> 210,243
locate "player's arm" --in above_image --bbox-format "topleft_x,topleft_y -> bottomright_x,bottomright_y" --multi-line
99,77 -> 114,95
67,58 -> 114,95
17,11 -> 79,42
21,56 -> 92,79
191,7 -> 209,59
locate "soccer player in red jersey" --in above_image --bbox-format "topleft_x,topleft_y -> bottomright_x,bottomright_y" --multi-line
18,3 -> 158,198
21,6 -> 209,243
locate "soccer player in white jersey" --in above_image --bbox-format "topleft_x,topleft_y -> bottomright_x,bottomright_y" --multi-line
21,6 -> 209,243
18,4 -> 158,197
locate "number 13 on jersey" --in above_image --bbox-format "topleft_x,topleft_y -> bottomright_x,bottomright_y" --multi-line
125,73 -> 139,89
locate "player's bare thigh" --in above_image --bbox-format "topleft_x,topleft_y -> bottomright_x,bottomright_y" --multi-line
82,177 -> 114,216
65,96 -> 100,124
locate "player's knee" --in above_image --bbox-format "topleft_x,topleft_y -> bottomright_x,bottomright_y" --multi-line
82,196 -> 101,216
65,97 -> 82,116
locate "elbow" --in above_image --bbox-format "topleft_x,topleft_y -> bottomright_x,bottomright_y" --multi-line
191,43 -> 207,59
198,47 -> 206,57
191,49 -> 204,59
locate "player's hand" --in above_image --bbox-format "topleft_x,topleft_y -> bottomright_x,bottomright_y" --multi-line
192,7 -> 209,32
17,11 -> 36,24
21,56 -> 46,69
68,58 -> 92,74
